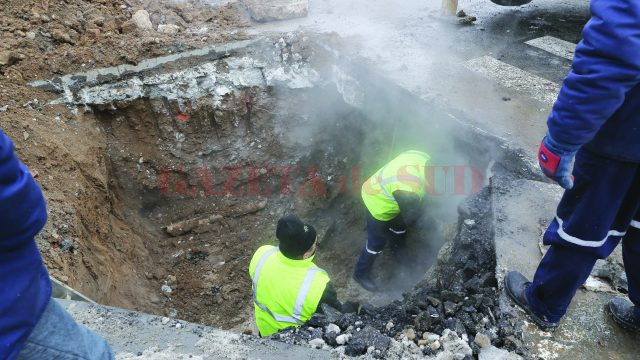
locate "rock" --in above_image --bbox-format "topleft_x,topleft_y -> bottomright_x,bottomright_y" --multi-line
346,326 -> 390,356
0,105 -> 8,112
385,321 -> 394,331
26,31 -> 36,40
427,296 -> 442,307
474,331 -> 491,348
503,335 -> 522,351
323,330 -> 338,346
434,351 -> 457,360
404,327 -> 416,341
423,332 -> 440,342
479,345 -> 523,360
443,301 -> 459,316
308,338 -> 325,349
326,323 -> 341,335
320,304 -> 342,324
429,340 -> 441,350
52,29 -> 75,44
158,24 -> 180,34
336,312 -> 357,330
441,329 -> 472,357
132,10 -> 153,31
86,28 -> 101,38
241,0 -> 309,22
306,313 -> 328,328
336,333 -> 351,345
161,317 -> 170,325
175,323 -> 182,329
161,284 -> 172,294
0,51 -> 20,67
463,219 -> 476,227
418,339 -> 429,346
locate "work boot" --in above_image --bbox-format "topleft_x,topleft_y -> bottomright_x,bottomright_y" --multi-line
607,297 -> 640,333
353,273 -> 378,292
505,271 -> 559,332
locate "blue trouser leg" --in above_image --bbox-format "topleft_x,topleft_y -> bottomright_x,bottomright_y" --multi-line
355,214 -> 394,278
526,149 -> 640,323
17,298 -> 114,360
526,245 -> 601,323
622,222 -> 640,318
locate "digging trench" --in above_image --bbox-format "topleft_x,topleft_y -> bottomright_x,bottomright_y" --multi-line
33,33 -> 539,357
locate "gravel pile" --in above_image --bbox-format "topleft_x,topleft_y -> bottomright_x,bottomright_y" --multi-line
271,188 -> 528,359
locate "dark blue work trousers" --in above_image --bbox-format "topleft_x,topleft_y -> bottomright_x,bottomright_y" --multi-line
354,212 -> 407,278
527,149 -> 640,323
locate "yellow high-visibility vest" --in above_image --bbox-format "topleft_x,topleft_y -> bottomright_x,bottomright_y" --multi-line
248,245 -> 330,337
361,150 -> 431,221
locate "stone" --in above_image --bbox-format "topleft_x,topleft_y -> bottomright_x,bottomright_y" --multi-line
323,330 -> 337,346
336,333 -> 351,345
346,326 -> 390,356
308,338 -> 325,349
0,51 -> 20,66
429,340 -> 441,350
385,321 -> 394,331
161,317 -> 170,325
26,31 -> 36,39
443,301 -> 459,316
479,345 -> 523,360
0,105 -> 8,112
325,323 -> 341,335
132,10 -> 153,31
52,29 -> 74,44
423,332 -> 440,342
86,28 -> 101,38
161,284 -> 172,294
404,327 -> 416,341
158,24 -> 180,34
441,329 -> 472,357
474,332 -> 491,348
306,314 -> 328,328
241,0 -> 309,22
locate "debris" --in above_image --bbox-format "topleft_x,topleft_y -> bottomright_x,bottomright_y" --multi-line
308,338 -> 325,349
403,327 -> 416,341
0,50 -> 21,67
335,334 -> 351,345
440,329 -> 472,357
23,131 -> 29,141
165,214 -> 223,237
158,24 -> 180,34
474,331 -> 491,348
241,0 -> 309,22
463,219 -> 475,227
229,199 -> 268,217
53,29 -> 75,44
161,284 -> 173,294
458,16 -> 477,25
479,345 -> 523,360
132,10 -> 153,31
161,317 -> 170,325
346,326 -> 390,356
326,323 -> 341,335
457,10 -> 467,18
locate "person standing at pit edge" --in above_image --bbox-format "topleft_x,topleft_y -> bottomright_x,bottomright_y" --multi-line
353,150 -> 430,292
505,0 -> 640,333
0,129 -> 114,360
249,215 -> 346,337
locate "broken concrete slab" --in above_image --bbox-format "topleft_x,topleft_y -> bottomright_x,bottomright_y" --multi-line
241,0 -> 309,22
59,299 -> 331,359
491,175 -> 638,359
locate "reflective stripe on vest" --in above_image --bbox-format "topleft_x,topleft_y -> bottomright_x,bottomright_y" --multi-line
251,247 -> 327,324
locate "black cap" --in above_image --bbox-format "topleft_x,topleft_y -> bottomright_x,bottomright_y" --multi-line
276,215 -> 317,259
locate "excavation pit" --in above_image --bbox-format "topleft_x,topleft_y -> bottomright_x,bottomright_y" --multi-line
33,34 -> 500,332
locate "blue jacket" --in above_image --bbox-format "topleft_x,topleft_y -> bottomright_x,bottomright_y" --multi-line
548,0 -> 640,163
0,130 -> 51,360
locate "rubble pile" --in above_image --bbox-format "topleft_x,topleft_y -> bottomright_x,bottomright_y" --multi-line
271,188 -> 527,359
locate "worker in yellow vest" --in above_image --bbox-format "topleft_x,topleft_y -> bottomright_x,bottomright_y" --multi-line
354,150 -> 431,292
249,215 -> 343,337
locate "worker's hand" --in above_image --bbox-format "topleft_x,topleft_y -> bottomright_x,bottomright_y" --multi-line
538,133 -> 578,190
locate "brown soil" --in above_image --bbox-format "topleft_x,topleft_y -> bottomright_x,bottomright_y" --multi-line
0,0 -> 250,318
